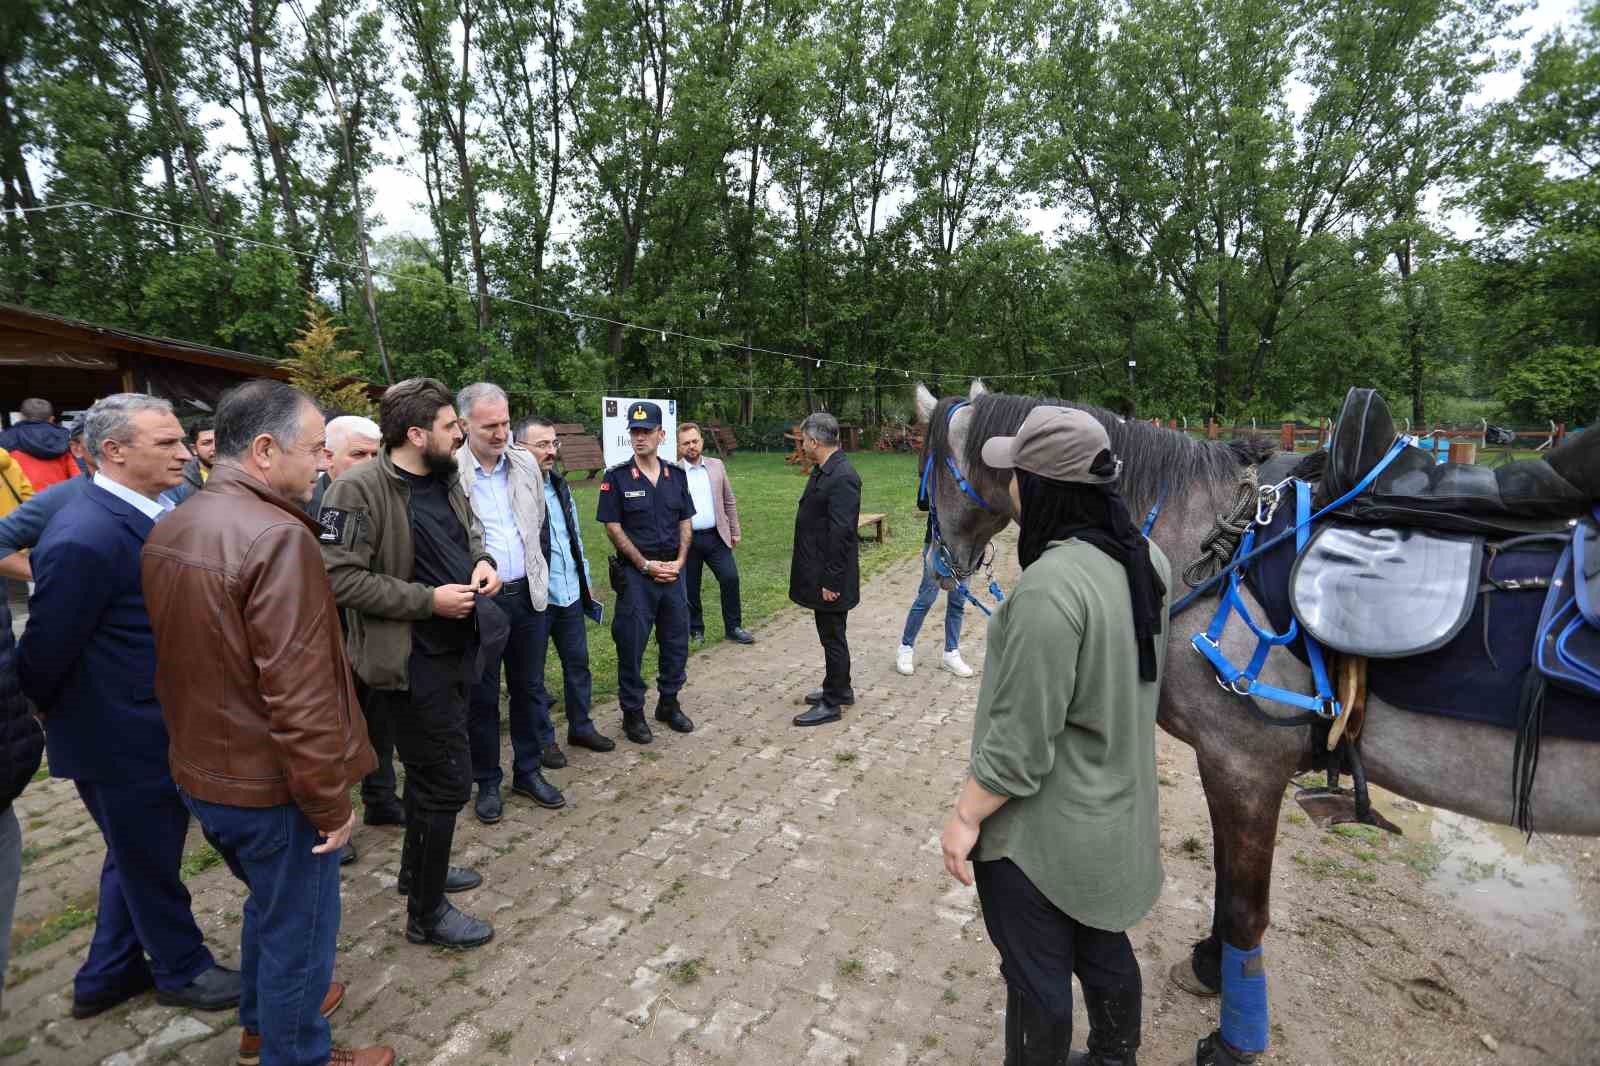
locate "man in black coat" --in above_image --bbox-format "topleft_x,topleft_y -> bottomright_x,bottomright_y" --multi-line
1,585 -> 45,1014
788,412 -> 861,727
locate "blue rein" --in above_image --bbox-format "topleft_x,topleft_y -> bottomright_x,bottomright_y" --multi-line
922,401 -> 1007,616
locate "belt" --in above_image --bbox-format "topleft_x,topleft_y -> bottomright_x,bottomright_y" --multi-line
497,577 -> 529,596
643,549 -> 678,562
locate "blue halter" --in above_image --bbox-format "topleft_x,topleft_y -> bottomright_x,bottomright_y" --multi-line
920,401 -> 1007,616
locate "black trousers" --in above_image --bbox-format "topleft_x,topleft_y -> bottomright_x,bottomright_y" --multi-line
813,609 -> 852,704
371,650 -> 473,815
685,529 -> 741,634
355,677 -> 401,810
973,858 -> 1140,1025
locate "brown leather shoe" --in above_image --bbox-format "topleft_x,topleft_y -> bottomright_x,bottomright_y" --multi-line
238,982 -> 347,1064
329,1048 -> 396,1066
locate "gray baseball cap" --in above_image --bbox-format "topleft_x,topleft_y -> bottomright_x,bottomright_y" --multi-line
980,406 -> 1120,484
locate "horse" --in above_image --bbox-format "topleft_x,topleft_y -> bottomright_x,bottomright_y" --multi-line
915,381 -> 1600,1063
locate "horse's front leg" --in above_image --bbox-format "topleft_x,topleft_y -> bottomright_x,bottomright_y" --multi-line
1189,752 -> 1292,1065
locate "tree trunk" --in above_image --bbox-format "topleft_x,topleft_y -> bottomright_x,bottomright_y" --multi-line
248,0 -> 312,291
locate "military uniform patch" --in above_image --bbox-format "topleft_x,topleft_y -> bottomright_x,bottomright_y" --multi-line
318,507 -> 350,544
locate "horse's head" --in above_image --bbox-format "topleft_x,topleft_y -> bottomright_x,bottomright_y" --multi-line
915,379 -> 1018,590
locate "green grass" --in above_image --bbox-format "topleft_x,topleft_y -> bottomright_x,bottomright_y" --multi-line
0,1035 -> 29,1058
179,843 -> 224,880
14,902 -> 95,956
536,452 -> 926,719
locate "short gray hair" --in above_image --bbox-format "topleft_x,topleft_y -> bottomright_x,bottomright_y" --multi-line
19,398 -> 51,422
215,380 -> 314,460
326,414 -> 381,453
83,393 -> 174,460
800,412 -> 839,446
457,382 -> 509,422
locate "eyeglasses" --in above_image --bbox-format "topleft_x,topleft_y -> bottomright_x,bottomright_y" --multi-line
526,439 -> 560,452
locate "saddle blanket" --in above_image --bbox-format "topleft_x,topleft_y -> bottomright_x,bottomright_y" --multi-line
1246,501 -> 1600,742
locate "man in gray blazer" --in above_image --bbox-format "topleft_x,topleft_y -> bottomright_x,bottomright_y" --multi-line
676,423 -> 754,645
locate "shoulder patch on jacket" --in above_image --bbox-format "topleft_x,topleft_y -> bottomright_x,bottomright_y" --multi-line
318,507 -> 351,544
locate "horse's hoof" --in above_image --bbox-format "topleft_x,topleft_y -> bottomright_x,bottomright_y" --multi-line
1194,1031 -> 1257,1065
1169,957 -> 1219,997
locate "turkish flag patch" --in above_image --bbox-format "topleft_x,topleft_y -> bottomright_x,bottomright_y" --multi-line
599,481 -> 611,492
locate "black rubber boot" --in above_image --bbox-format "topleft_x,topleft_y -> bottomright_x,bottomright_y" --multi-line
1004,986 -> 1070,1066
1069,981 -> 1141,1065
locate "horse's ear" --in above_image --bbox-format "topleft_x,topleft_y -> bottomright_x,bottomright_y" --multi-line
914,382 -> 938,423
969,378 -> 988,400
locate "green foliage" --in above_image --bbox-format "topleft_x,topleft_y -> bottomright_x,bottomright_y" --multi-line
285,297 -> 377,417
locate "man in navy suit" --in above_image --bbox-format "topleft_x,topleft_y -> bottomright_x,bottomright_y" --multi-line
17,394 -> 241,1019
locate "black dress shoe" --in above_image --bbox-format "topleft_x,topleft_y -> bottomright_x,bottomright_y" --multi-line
793,702 -> 842,727
511,771 -> 565,809
804,688 -> 855,706
474,782 -> 503,825
339,840 -> 358,866
363,802 -> 406,827
730,627 -> 756,644
71,969 -> 155,1019
653,698 -> 694,733
405,900 -> 494,949
155,965 -> 242,1011
540,744 -> 568,770
398,865 -> 484,895
568,727 -> 616,752
622,712 -> 654,745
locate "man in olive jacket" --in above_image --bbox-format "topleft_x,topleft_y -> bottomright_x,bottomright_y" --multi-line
318,378 -> 502,951
788,413 -> 861,727
940,407 -> 1170,1066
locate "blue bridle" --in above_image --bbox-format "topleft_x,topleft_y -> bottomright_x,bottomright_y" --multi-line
919,400 -> 1007,616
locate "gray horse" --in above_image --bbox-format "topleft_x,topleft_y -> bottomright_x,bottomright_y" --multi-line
915,381 -> 1600,1063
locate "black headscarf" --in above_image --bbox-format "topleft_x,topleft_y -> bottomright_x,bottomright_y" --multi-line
1016,467 -> 1167,682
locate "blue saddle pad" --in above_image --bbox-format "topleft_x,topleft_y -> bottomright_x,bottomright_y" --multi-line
1246,503 -> 1600,742
1535,522 -> 1600,696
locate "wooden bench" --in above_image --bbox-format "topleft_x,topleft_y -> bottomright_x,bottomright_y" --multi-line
857,512 -> 888,542
703,422 -> 738,457
553,423 -> 606,479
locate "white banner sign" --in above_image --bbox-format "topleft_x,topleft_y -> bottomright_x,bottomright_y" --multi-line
601,396 -> 678,468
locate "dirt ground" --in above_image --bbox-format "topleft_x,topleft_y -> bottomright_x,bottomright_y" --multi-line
5,536 -> 1599,1065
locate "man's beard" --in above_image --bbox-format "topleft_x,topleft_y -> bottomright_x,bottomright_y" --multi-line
423,442 -> 456,477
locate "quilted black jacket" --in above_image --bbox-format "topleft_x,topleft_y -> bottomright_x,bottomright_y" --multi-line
1,589 -> 44,807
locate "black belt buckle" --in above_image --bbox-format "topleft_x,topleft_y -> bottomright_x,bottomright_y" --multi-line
499,577 -> 528,597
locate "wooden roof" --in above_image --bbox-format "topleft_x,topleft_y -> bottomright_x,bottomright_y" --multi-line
0,302 -> 288,379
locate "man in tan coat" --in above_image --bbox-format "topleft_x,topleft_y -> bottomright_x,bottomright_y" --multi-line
676,423 -> 754,645
143,380 -> 390,1066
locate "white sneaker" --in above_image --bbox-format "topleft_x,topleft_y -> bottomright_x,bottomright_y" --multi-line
895,644 -> 915,676
941,650 -> 975,677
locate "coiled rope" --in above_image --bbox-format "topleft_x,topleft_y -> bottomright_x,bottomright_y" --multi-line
1183,467 -> 1261,590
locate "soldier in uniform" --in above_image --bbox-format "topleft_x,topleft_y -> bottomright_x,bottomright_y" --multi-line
596,402 -> 696,744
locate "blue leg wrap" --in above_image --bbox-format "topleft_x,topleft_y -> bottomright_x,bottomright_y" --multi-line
1219,942 -> 1269,1054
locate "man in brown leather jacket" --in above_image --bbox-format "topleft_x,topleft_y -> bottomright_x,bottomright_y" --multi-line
143,381 -> 392,1066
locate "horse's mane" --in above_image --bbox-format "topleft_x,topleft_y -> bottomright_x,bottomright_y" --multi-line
946,391 -> 1271,514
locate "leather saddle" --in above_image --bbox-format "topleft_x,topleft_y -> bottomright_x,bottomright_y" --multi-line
1323,387 -> 1588,536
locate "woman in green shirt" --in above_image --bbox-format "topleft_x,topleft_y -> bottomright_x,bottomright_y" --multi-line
941,406 -> 1169,1066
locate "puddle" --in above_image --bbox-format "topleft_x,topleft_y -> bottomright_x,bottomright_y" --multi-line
1369,786 -> 1588,943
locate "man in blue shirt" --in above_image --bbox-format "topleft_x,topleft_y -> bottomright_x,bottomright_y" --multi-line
596,402 -> 696,744
454,384 -> 565,823
518,418 -> 615,760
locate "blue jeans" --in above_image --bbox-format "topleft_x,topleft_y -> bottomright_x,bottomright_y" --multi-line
181,793 -> 340,1066
469,581 -> 553,786
546,599 -> 596,737
0,804 -> 19,1016
901,560 -> 965,652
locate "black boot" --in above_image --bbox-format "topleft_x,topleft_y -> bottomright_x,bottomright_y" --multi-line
653,694 -> 694,733
1004,986 -> 1070,1066
401,811 -> 493,948
622,709 -> 654,745
1068,981 -> 1141,1066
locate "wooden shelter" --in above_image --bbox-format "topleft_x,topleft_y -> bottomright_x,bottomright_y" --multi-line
0,303 -> 291,425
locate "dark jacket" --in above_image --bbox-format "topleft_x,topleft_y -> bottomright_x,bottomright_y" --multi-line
0,588 -> 45,809
789,450 -> 861,612
318,449 -> 493,690
305,472 -> 329,520
141,467 -> 376,829
160,458 -> 206,507
17,482 -> 169,782
541,469 -> 596,613
0,421 -> 77,494
0,473 -> 89,563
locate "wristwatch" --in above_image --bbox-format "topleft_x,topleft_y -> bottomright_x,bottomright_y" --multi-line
641,559 -> 655,576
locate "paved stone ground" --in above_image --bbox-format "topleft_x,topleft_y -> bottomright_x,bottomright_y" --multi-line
5,543 -> 1598,1065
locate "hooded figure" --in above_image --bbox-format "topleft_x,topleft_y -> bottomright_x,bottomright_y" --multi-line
0,399 -> 77,494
